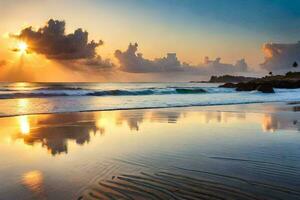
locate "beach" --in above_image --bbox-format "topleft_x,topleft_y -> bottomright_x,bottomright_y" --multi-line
0,102 -> 299,199
1,1 -> 300,199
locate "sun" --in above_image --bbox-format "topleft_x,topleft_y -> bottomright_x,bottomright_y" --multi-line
18,42 -> 28,54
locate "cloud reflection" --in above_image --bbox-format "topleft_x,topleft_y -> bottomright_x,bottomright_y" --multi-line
262,114 -> 299,133
4,107 -> 299,156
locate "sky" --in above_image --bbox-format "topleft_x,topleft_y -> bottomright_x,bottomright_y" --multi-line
0,0 -> 300,82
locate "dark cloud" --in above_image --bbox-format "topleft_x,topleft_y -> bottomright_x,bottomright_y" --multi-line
83,56 -> 115,70
12,19 -> 102,60
115,43 -> 183,73
183,57 -> 248,75
261,41 -> 300,72
115,43 -> 248,75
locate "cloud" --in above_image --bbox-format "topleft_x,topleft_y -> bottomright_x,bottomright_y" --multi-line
11,19 -> 115,72
183,57 -> 248,75
0,60 -> 6,67
83,56 -> 115,70
261,41 -> 300,72
115,43 -> 248,75
12,19 -> 102,60
115,43 -> 183,73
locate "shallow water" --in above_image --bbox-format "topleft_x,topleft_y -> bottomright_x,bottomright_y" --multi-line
0,103 -> 299,199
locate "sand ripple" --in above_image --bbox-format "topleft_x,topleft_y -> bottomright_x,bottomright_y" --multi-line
79,169 -> 300,200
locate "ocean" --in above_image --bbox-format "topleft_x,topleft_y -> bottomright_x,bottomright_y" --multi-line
1,82 -> 300,117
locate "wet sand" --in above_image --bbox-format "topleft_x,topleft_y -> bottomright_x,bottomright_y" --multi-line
0,102 -> 299,199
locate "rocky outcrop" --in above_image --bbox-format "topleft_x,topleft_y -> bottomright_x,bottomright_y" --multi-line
191,75 -> 257,83
235,82 -> 257,91
208,75 -> 257,83
256,85 -> 275,93
219,71 -> 300,93
220,82 -> 236,88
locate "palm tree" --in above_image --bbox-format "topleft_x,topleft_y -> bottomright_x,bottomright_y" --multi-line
269,71 -> 273,76
293,62 -> 298,68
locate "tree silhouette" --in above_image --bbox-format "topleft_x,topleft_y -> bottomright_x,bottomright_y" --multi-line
293,62 -> 298,68
269,71 -> 273,76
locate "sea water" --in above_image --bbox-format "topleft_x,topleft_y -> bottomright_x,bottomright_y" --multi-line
0,82 -> 300,116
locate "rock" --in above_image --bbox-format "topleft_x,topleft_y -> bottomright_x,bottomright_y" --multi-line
219,82 -> 236,88
217,73 -> 300,92
273,80 -> 300,89
235,82 -> 257,91
209,75 -> 257,83
256,85 -> 275,93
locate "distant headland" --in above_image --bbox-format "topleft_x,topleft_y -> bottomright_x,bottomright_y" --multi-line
219,72 -> 300,93
190,75 -> 257,83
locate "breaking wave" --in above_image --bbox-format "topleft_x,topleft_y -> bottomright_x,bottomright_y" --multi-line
0,87 -> 211,99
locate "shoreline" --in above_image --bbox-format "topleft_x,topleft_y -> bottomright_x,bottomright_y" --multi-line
0,101 -> 300,119
0,100 -> 297,118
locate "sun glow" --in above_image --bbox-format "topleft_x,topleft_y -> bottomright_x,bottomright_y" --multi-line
18,42 -> 28,54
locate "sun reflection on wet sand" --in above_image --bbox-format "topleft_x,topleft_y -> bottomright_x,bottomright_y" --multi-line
19,115 -> 30,135
262,115 -> 276,132
22,170 -> 46,199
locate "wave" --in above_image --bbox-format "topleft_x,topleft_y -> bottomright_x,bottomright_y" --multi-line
1,87 -> 299,99
0,87 -> 210,99
89,89 -> 155,96
175,88 -> 206,94
0,89 -> 17,92
34,87 -> 86,91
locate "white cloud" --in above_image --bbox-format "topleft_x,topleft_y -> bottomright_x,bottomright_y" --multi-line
261,41 -> 300,72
